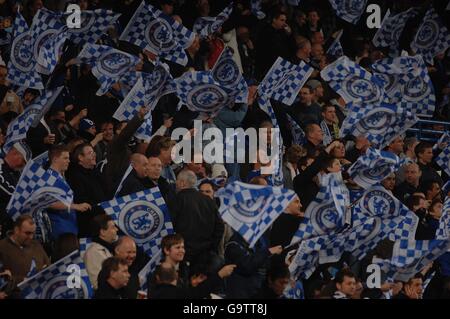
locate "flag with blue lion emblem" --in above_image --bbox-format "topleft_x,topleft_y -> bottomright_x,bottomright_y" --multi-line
18,250 -> 93,299
193,3 -> 233,39
99,187 -> 174,258
211,47 -> 248,104
328,0 -> 367,24
4,87 -> 63,152
347,147 -> 405,189
75,43 -> 140,96
372,55 -> 435,118
258,57 -> 313,107
7,10 -> 43,89
119,1 -> 195,66
7,151 -> 74,221
216,181 -> 296,248
411,7 -> 450,65
290,172 -> 351,244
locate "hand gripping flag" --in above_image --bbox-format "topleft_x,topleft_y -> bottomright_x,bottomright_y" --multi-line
216,181 -> 296,248
18,250 -> 93,299
4,87 -> 63,152
411,7 -> 450,65
258,57 -> 313,107
347,147 -> 403,189
436,144 -> 450,177
211,47 -> 248,104
328,0 -> 367,24
76,43 -> 140,96
290,172 -> 351,244
193,3 -> 233,39
7,10 -> 43,89
372,55 -> 435,117
326,30 -> 344,58
372,8 -> 418,56
7,152 -> 74,221
99,187 -> 174,258
120,1 -> 195,66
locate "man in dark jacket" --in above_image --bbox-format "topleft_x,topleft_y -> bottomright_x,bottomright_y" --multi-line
394,163 -> 421,204
94,257 -> 131,299
66,143 -> 108,237
168,169 -> 224,269
144,156 -> 176,204
415,142 -> 443,186
116,153 -> 149,197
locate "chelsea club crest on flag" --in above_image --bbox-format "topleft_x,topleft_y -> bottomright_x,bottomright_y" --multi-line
216,182 -> 296,248
99,187 -> 174,258
18,250 -> 93,299
328,0 -> 368,24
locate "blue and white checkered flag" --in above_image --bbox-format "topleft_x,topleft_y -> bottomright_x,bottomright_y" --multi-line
138,251 -> 162,292
66,9 -> 121,45
18,250 -> 93,299
4,87 -> 63,152
436,144 -> 450,177
251,0 -> 266,20
193,3 -> 233,39
175,71 -> 234,116
282,280 -> 304,299
211,47 -> 248,104
329,0 -> 367,24
372,55 -> 435,117
99,187 -> 174,258
7,10 -> 43,89
37,26 -> 68,75
411,7 -> 450,65
286,113 -> 306,146
347,147 -> 402,189
436,196 -> 450,240
433,131 -> 450,152
7,152 -> 74,221
78,238 -> 92,260
216,181 -> 296,248
372,8 -> 418,56
290,172 -> 351,244
321,56 -> 384,105
76,43 -> 140,96
258,57 -> 313,106
119,1 -> 195,66
327,30 -> 344,58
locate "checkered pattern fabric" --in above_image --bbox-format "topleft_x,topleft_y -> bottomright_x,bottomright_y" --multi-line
37,27 -> 68,75
78,238 -> 92,260
433,132 -> 450,151
114,77 -> 147,121
119,2 -> 194,66
327,30 -> 344,58
211,47 -> 248,104
289,238 -> 321,280
329,0 -> 368,24
251,0 -> 266,20
6,11 -> 43,89
372,55 -> 435,117
138,251 -> 162,291
76,43 -> 140,96
258,57 -> 313,106
286,113 -> 306,146
216,181 -> 296,248
436,145 -> 450,177
7,153 -> 73,221
135,115 -> 153,142
193,4 -> 233,39
372,8 -> 418,56
99,187 -> 174,258
18,250 -> 92,299
436,196 -> 450,240
67,9 -> 120,45
411,7 -> 450,65
4,87 -> 63,152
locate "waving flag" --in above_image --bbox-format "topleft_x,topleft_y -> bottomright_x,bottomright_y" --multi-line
258,57 -> 313,107
216,181 -> 296,248
347,148 -> 403,189
411,7 -> 450,65
211,47 -> 248,104
290,172 -> 350,244
282,280 -> 304,299
433,131 -> 450,152
193,3 -> 233,39
18,250 -> 92,299
99,187 -> 174,258
329,0 -> 367,24
7,152 -> 74,221
372,8 -> 418,56
4,87 -> 63,152
76,44 -> 140,96
66,9 -> 120,45
372,55 -> 435,117
7,11 -> 43,89
78,238 -> 92,260
175,71 -> 235,116
327,30 -> 344,58
251,0 -> 266,20
138,251 -> 162,291
436,144 -> 450,177
120,1 -> 195,66
286,113 -> 306,146
37,26 -> 68,75
436,196 -> 450,240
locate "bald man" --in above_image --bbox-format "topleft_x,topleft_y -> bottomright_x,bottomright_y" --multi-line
117,153 -> 149,197
114,236 -> 141,299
